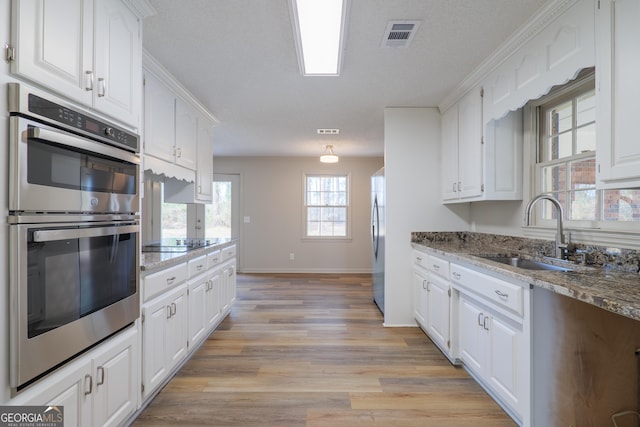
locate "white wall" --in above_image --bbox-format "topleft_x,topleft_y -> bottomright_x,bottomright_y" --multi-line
383,108 -> 470,326
212,156 -> 383,273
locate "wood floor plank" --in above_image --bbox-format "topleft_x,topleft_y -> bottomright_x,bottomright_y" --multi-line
132,273 -> 516,426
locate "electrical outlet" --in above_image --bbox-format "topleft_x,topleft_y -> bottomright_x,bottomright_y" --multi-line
289,253 -> 295,260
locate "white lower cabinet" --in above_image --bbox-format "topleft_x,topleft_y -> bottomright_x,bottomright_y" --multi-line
141,245 -> 236,402
10,326 -> 138,427
451,262 -> 531,426
412,251 -> 453,360
142,284 -> 188,399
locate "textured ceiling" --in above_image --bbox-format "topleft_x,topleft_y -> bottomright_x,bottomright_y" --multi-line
142,0 -> 548,157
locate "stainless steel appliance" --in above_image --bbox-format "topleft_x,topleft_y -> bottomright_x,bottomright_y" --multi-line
8,83 -> 141,389
371,167 -> 385,314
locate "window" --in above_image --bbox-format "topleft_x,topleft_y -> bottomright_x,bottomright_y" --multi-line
205,181 -> 232,239
161,202 -> 187,238
534,72 -> 640,227
304,174 -> 349,238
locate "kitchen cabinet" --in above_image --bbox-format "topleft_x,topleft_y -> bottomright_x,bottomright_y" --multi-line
205,250 -> 223,328
442,89 -> 523,203
451,262 -> 531,425
187,255 -> 209,349
220,245 -> 238,313
143,71 -> 196,169
9,326 -> 138,427
141,284 -> 188,399
595,0 -> 640,189
441,88 -> 483,202
10,0 -> 142,128
412,251 -> 453,361
196,115 -> 215,202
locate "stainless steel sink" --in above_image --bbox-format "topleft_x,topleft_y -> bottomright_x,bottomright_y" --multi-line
474,255 -> 573,272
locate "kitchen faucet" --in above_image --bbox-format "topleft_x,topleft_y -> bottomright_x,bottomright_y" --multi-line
523,194 -> 568,259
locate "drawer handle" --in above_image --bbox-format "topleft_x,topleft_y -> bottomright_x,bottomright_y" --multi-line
495,290 -> 509,299
166,276 -> 176,284
477,313 -> 484,327
452,272 -> 461,280
416,256 -> 422,262
197,264 -> 204,270
432,264 -> 440,271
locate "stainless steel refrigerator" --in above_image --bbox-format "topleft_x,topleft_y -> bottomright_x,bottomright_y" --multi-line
371,167 -> 385,313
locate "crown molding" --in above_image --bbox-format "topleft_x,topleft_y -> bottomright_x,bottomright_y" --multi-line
438,0 -> 581,113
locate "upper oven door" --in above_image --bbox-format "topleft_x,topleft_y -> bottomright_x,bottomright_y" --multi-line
9,116 -> 140,214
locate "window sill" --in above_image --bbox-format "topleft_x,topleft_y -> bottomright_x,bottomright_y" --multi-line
523,226 -> 640,250
301,237 -> 353,243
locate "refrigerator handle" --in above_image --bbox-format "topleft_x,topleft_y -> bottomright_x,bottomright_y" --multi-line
372,196 -> 379,258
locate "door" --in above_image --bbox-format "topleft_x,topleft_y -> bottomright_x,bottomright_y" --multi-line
458,295 -> 486,375
93,0 -> 141,127
11,0 -> 93,106
205,173 -> 241,266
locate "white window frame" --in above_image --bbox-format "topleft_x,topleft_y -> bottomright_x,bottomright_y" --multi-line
303,172 -> 351,240
525,69 -> 640,247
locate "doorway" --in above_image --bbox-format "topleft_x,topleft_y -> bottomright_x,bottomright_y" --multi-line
205,173 -> 241,267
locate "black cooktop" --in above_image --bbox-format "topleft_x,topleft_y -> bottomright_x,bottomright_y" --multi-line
142,238 -> 218,253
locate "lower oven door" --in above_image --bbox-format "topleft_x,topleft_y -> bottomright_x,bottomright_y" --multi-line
9,219 -> 140,388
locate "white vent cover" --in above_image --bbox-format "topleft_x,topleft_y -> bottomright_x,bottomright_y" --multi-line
380,20 -> 421,48
317,128 -> 340,135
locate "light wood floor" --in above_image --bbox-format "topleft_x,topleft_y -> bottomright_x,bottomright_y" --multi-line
132,273 -> 516,426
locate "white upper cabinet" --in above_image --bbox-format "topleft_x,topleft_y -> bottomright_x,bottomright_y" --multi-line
143,71 -> 176,163
595,0 -> 640,189
441,88 -> 483,202
196,115 -> 215,203
10,0 -> 142,128
174,96 -> 198,170
92,0 -> 142,128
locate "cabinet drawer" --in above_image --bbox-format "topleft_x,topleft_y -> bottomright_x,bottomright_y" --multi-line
429,254 -> 450,278
413,250 -> 429,269
451,264 -> 524,316
144,262 -> 188,302
222,245 -> 236,261
188,254 -> 208,277
207,249 -> 222,268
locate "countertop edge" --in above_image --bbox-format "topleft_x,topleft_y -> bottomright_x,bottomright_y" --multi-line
412,242 -> 640,322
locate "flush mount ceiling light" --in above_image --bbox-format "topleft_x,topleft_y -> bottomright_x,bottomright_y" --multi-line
290,0 -> 349,76
320,145 -> 339,163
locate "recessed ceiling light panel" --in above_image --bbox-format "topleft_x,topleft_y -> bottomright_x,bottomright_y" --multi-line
290,0 -> 349,76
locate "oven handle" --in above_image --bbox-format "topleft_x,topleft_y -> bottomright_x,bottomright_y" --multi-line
27,126 -> 140,165
33,224 -> 139,242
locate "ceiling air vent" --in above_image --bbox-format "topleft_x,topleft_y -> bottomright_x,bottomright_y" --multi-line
380,20 -> 421,48
317,128 -> 340,135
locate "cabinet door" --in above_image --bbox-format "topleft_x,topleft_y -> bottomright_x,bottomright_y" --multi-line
141,295 -> 170,398
11,0 -> 93,106
144,72 -> 176,162
93,0 -> 141,127
188,275 -> 208,348
441,105 -> 459,201
488,313 -> 521,414
458,295 -> 487,375
413,269 -> 428,328
196,117 -> 214,202
92,328 -> 138,427
166,287 -> 188,369
174,97 -> 198,170
457,89 -> 483,199
206,270 -> 222,327
596,0 -> 640,188
427,273 -> 450,352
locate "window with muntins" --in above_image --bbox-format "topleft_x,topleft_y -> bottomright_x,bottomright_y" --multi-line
304,174 -> 349,238
535,73 -> 640,227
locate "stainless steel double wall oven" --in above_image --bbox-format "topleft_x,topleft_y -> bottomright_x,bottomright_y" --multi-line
8,83 -> 141,389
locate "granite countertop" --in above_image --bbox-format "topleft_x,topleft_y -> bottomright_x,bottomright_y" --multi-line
140,238 -> 237,273
411,232 -> 640,322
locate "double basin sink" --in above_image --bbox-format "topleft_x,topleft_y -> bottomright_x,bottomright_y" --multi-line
474,254 -> 576,272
